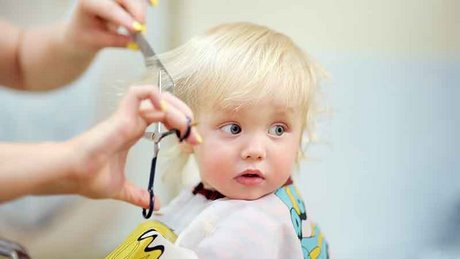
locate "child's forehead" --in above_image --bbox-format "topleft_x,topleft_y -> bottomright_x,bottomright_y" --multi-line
207,97 -> 297,115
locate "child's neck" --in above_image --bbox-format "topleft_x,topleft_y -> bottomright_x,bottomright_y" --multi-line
195,177 -> 294,200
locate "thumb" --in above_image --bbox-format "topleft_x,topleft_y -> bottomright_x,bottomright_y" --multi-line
115,181 -> 161,210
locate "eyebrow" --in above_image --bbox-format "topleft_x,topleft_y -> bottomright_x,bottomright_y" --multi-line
271,106 -> 296,115
219,102 -> 296,112
219,106 -> 297,121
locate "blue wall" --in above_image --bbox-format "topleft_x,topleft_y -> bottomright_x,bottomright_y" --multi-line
299,53 -> 460,258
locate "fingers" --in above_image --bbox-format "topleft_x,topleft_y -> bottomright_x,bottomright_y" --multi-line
88,30 -> 132,49
116,0 -> 149,24
161,92 -> 198,143
115,181 -> 161,211
153,195 -> 161,211
140,91 -> 202,145
120,85 -> 202,145
161,99 -> 202,145
114,181 -> 147,207
162,92 -> 193,119
80,0 -> 147,32
120,85 -> 163,114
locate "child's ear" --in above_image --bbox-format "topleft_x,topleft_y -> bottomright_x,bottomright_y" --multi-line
179,142 -> 194,154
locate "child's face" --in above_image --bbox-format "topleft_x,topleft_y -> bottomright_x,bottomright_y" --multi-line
193,98 -> 302,200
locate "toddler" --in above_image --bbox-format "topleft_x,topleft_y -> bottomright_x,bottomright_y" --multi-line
108,22 -> 329,259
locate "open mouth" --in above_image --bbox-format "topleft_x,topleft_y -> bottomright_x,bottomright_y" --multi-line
242,173 -> 261,178
235,170 -> 265,186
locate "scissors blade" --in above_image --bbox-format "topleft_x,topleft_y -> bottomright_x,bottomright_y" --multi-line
154,70 -> 162,136
142,71 -> 162,143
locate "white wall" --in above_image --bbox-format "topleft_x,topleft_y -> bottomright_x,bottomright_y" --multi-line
171,0 -> 459,53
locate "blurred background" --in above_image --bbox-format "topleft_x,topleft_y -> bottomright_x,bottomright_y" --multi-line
0,0 -> 459,258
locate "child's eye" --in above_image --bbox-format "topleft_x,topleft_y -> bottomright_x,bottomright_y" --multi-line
221,123 -> 242,135
268,124 -> 286,136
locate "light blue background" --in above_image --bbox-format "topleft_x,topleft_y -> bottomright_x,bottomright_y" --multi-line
300,53 -> 460,258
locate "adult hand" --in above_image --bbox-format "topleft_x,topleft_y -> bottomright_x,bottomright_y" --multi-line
68,85 -> 201,209
0,0 -> 155,90
64,0 -> 151,53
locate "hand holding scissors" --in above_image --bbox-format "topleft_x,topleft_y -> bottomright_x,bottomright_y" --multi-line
132,30 -> 200,218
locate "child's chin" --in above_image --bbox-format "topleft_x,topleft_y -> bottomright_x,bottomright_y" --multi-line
227,191 -> 272,201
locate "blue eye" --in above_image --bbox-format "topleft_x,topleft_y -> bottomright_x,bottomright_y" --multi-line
221,123 -> 242,135
268,124 -> 285,136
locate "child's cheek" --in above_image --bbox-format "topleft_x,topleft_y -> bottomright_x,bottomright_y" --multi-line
276,141 -> 299,173
196,140 -> 226,171
204,144 -> 232,176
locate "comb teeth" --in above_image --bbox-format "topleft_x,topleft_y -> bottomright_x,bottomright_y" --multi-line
144,57 -> 161,68
144,58 -> 175,89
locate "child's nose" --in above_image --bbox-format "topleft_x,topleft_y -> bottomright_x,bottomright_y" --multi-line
240,135 -> 266,161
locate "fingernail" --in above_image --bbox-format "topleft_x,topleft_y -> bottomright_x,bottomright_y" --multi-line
126,42 -> 139,50
149,0 -> 158,6
195,132 -> 203,144
160,100 -> 168,112
132,21 -> 146,32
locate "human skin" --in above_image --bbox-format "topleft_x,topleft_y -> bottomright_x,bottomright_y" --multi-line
0,0 -> 149,90
193,98 -> 302,200
0,86 -> 202,208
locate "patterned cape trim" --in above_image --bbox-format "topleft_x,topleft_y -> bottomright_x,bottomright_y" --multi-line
275,184 -> 329,259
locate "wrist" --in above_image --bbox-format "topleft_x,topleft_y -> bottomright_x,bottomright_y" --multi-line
61,138 -> 84,187
65,132 -> 101,196
30,141 -> 79,196
66,119 -> 121,195
58,21 -> 98,60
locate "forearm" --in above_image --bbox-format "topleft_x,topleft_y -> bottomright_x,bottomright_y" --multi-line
18,22 -> 96,91
0,119 -> 120,203
0,141 -> 79,202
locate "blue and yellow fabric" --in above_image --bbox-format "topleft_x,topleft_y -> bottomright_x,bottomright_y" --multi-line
275,184 -> 329,259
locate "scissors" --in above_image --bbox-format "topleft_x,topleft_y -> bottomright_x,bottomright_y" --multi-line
133,32 -> 192,219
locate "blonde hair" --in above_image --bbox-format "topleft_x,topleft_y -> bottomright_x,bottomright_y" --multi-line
146,22 -> 326,193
